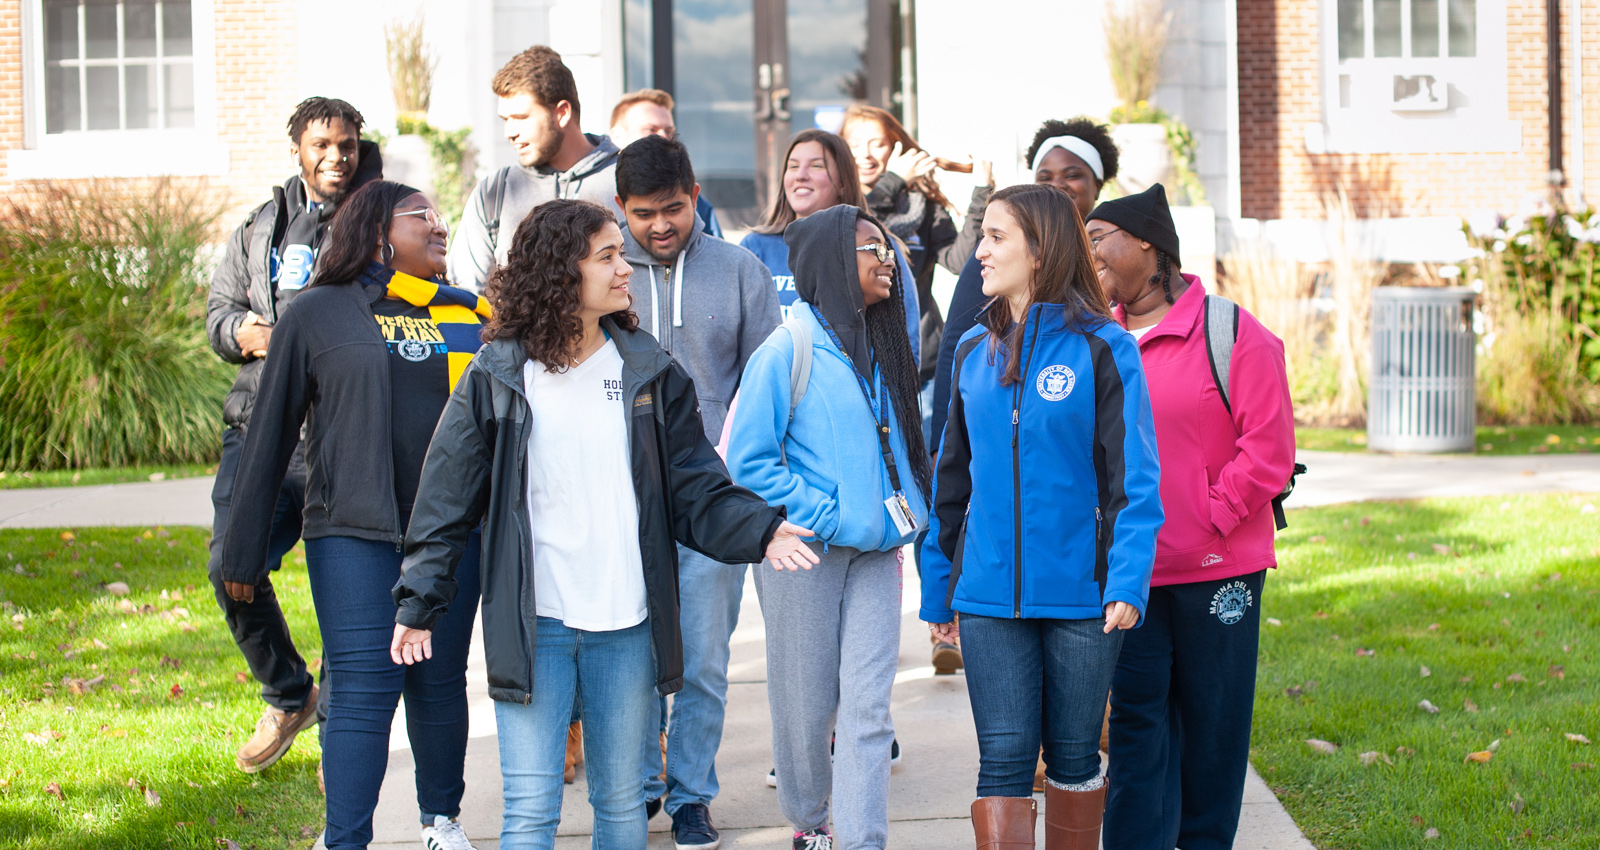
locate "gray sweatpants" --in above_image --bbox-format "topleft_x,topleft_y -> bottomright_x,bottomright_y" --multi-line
753,544 -> 901,850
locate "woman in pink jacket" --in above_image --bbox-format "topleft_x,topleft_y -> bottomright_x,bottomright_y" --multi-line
1084,185 -> 1296,850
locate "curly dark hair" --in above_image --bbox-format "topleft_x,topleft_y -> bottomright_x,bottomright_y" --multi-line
482,199 -> 638,371
287,97 -> 365,145
1024,117 -> 1120,186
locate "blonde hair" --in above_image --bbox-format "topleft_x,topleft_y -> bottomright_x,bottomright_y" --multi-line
838,104 -> 953,210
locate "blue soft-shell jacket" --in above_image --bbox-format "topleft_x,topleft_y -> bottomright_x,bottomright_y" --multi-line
920,305 -> 1163,623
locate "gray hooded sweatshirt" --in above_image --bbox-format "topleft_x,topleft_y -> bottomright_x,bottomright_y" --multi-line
448,133 -> 624,291
624,213 -> 782,442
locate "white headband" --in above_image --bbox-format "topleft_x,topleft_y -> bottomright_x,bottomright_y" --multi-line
1030,135 -> 1104,181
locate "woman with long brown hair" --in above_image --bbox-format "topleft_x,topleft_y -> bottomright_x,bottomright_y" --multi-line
919,183 -> 1162,850
389,199 -> 817,850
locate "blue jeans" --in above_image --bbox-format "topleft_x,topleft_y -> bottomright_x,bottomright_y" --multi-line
305,533 -> 481,850
498,617 -> 655,850
641,545 -> 747,814
960,614 -> 1124,797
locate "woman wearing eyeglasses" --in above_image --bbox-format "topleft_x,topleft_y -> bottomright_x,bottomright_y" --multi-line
221,181 -> 487,850
726,205 -> 932,850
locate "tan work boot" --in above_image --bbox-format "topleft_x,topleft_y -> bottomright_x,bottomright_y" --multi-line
564,721 -> 584,784
972,796 -> 1037,849
931,631 -> 964,674
1043,778 -> 1107,850
235,684 -> 320,773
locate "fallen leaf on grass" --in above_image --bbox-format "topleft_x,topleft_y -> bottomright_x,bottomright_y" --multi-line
1573,762 -> 1595,771
160,656 -> 181,669
105,582 -> 130,596
177,622 -> 197,633
1427,623 -> 1441,630
1565,733 -> 1592,745
1425,828 -> 1440,839
1359,751 -> 1393,766
1511,793 -> 1525,815
233,672 -> 249,684
1488,739 -> 1501,752
1432,543 -> 1451,555
44,782 -> 64,801
1397,746 -> 1417,756
168,683 -> 183,699
217,841 -> 242,850
1284,686 -> 1302,698
1356,648 -> 1376,657
1308,535 -> 1326,543
1420,665 -> 1431,677
1507,673 -> 1528,683
1266,617 -> 1282,626
1313,611 -> 1330,619
1465,750 -> 1494,763
1305,739 -> 1340,755
1465,698 -> 1479,712
1549,665 -> 1565,680
1410,815 -> 1425,827
143,786 -> 160,807
1419,699 -> 1440,714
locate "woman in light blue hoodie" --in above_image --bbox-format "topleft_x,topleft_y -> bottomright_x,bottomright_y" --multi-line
727,204 -> 931,850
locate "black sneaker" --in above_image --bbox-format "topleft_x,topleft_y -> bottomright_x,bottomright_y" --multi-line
765,767 -> 777,788
793,828 -> 833,849
645,796 -> 662,820
671,803 -> 721,850
890,737 -> 902,768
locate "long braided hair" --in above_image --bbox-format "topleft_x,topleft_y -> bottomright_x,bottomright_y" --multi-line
1153,249 -> 1176,304
860,211 -> 933,501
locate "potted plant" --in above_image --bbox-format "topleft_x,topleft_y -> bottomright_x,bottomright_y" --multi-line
384,12 -> 438,195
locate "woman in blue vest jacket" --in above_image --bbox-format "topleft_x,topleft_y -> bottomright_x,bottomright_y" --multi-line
920,183 -> 1162,850
727,204 -> 931,850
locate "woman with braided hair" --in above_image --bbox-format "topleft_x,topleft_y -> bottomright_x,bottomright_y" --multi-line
1085,184 -> 1296,850
726,204 -> 931,850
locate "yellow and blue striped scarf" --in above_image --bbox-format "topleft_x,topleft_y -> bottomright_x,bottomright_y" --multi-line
382,269 -> 493,392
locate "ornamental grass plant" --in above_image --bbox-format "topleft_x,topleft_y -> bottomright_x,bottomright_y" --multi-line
0,180 -> 231,471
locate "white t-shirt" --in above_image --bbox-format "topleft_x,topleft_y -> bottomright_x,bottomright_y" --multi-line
523,340 -> 649,631
1129,324 -> 1156,340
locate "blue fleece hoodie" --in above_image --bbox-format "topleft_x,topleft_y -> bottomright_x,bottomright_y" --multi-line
728,207 -> 929,552
920,306 -> 1163,624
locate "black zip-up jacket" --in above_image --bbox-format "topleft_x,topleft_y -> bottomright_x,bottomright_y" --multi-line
391,326 -> 786,702
204,141 -> 383,429
220,270 -> 414,585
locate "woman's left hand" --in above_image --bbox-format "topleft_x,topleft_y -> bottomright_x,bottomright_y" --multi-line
765,521 -> 821,571
390,624 -> 434,665
1103,601 -> 1139,633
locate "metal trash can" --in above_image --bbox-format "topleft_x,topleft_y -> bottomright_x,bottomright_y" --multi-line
1367,286 -> 1477,452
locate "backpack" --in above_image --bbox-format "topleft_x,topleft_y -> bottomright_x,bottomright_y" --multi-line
1202,294 -> 1305,531
714,312 -> 813,459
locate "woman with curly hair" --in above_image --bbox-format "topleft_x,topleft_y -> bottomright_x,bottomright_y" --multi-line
221,180 -> 487,850
389,198 -> 819,850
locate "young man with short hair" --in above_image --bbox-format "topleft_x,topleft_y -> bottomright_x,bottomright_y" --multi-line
608,89 -> 722,238
203,96 -> 381,779
449,45 -> 623,291
615,135 -> 781,850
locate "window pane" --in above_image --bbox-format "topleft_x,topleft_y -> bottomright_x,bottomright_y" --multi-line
44,0 -> 79,62
84,0 -> 118,59
125,63 -> 156,129
163,3 -> 193,57
1337,0 -> 1364,60
1373,0 -> 1402,57
46,65 -> 81,133
125,2 -> 158,57
1448,0 -> 1476,57
86,65 -> 120,130
164,62 -> 195,128
1412,0 -> 1440,57
623,0 -> 651,90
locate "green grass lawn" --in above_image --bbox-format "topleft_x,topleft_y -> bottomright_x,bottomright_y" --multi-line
0,526 -> 322,849
1258,493 -> 1600,849
1297,425 -> 1600,455
0,464 -> 217,490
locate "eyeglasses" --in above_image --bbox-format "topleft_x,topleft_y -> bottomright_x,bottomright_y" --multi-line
1088,226 -> 1122,248
855,242 -> 896,264
394,208 -> 450,233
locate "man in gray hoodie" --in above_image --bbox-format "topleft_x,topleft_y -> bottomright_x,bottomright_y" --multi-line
616,135 -> 781,850
448,45 -> 623,291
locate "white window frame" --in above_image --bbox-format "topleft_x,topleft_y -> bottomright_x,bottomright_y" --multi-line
10,0 -> 226,179
1311,0 -> 1521,154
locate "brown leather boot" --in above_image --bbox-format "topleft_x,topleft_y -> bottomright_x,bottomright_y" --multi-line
564,721 -> 583,784
972,796 -> 1037,849
1043,778 -> 1107,850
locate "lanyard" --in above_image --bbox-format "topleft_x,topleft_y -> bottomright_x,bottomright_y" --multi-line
809,306 -> 903,493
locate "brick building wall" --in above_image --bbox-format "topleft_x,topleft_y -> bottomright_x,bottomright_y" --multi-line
0,0 -> 304,226
1237,0 -> 1596,221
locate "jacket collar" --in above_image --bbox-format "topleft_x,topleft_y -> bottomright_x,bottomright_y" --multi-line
476,318 -> 675,397
1113,273 -> 1205,345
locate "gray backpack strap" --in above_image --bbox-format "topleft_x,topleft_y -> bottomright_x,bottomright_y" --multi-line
785,313 -> 812,421
1203,294 -> 1241,415
483,169 -> 511,253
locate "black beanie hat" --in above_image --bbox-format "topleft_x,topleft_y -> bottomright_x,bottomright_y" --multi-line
1084,184 -> 1180,262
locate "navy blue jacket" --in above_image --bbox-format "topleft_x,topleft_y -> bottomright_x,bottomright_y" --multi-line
919,305 -> 1163,623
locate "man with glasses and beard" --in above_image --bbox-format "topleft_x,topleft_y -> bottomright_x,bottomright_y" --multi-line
203,96 -> 382,779
450,45 -> 624,293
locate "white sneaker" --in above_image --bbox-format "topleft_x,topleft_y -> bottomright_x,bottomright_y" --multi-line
421,815 -> 477,850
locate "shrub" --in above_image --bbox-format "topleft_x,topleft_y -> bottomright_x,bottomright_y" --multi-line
0,180 -> 231,471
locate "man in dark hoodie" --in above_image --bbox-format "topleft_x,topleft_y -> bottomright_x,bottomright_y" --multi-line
615,135 -> 780,849
203,96 -> 381,776
449,45 -> 624,292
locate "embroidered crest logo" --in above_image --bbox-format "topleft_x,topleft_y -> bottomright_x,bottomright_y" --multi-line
1036,365 -> 1076,401
398,339 -> 432,362
1209,581 -> 1254,625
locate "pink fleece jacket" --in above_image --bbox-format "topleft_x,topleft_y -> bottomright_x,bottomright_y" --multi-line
1115,276 -> 1297,587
